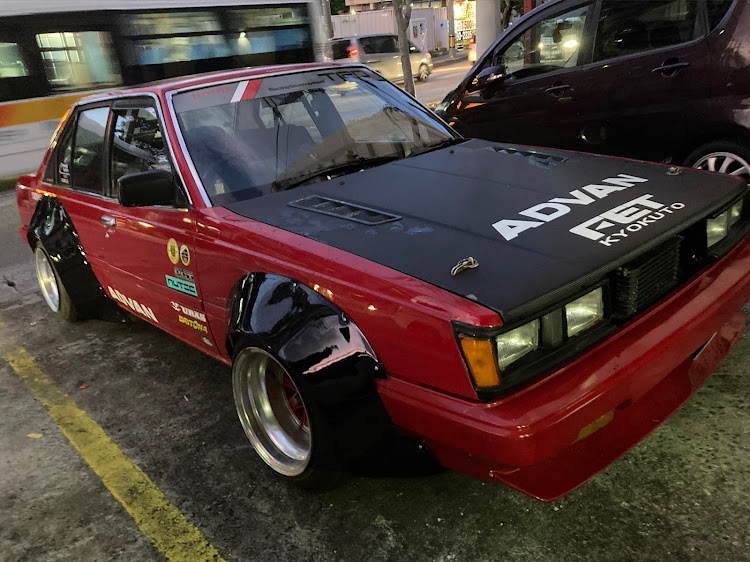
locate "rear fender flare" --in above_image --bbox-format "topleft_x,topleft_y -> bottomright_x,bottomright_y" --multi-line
226,272 -> 393,457
27,195 -> 124,321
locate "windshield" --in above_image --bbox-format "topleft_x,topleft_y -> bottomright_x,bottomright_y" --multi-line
172,68 -> 456,205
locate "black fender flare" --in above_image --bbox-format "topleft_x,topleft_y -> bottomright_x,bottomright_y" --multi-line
27,195 -> 124,321
226,272 -> 393,459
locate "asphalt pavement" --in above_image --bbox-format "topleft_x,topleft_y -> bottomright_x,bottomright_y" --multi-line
415,59 -> 473,106
1,184 -> 750,560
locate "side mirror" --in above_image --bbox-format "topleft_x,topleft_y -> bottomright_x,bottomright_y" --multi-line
118,169 -> 177,207
475,65 -> 507,97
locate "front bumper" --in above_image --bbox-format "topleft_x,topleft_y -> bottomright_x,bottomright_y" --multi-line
377,234 -> 750,501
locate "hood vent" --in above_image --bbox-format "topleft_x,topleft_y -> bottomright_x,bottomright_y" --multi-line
490,146 -> 568,165
288,195 -> 401,225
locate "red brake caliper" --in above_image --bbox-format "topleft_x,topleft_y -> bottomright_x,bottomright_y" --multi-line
282,375 -> 309,430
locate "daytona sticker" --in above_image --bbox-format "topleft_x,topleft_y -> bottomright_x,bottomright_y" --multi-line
166,275 -> 198,297
108,286 -> 158,323
179,315 -> 208,333
167,238 -> 179,264
170,301 -> 206,322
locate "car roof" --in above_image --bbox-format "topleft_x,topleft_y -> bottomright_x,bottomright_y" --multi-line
77,62 -> 363,105
332,33 -> 395,40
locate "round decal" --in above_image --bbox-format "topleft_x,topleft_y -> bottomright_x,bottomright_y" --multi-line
179,244 -> 191,266
167,238 -> 179,265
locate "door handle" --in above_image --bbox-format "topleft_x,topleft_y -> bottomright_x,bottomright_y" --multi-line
652,61 -> 689,76
545,83 -> 571,97
101,215 -> 116,228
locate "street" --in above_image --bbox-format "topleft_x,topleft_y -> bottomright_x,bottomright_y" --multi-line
415,60 -> 473,106
2,182 -> 750,561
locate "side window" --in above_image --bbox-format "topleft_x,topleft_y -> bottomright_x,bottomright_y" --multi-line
0,42 -> 28,78
35,32 -> 121,92
593,0 -> 701,63
111,107 -> 171,194
706,0 -> 734,30
45,124 -> 74,186
487,4 -> 590,83
71,107 -> 110,194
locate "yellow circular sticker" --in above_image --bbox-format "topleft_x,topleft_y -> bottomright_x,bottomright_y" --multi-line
167,238 -> 179,265
179,244 -> 190,266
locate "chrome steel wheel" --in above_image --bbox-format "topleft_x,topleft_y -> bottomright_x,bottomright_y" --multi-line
34,247 -> 60,312
232,348 -> 311,476
693,151 -> 750,183
418,64 -> 429,82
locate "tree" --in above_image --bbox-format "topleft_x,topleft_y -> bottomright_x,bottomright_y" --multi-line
330,0 -> 346,15
393,0 -> 415,96
500,0 -> 522,31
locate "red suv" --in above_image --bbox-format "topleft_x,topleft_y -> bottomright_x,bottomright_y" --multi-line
439,0 -> 748,180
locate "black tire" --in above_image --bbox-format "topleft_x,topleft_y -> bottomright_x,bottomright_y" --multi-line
34,242 -> 77,322
683,140 -> 750,184
231,344 -> 342,489
417,64 -> 429,82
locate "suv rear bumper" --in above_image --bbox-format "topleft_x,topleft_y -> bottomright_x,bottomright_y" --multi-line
377,235 -> 750,501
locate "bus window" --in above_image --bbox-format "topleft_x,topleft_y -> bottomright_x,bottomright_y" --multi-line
124,12 -> 232,65
228,5 -> 312,55
0,42 -> 28,78
36,32 -> 121,91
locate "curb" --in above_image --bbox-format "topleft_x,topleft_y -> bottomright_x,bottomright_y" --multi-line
431,53 -> 471,68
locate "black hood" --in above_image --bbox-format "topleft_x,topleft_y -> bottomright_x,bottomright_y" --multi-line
224,139 -> 746,321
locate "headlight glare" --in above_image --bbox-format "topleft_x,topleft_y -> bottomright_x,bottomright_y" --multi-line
495,320 -> 539,370
706,211 -> 729,247
566,287 -> 604,337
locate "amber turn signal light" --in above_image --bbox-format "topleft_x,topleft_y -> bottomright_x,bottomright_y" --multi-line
459,336 -> 500,388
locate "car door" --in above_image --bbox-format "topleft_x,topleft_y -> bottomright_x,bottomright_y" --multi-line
38,104 -> 114,282
450,1 -> 595,150
97,98 -> 215,347
358,35 -> 401,81
572,0 -> 710,161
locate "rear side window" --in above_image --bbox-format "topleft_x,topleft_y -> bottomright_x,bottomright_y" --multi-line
331,39 -> 352,60
71,107 -> 110,194
707,0 -> 734,30
593,0 -> 701,62
359,35 -> 398,54
111,107 -> 171,195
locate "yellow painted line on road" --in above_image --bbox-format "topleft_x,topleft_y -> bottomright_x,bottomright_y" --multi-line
0,317 -> 224,562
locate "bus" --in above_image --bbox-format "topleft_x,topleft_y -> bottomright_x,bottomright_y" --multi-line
0,0 -> 328,183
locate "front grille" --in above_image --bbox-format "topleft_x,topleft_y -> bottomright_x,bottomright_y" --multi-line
611,237 -> 682,319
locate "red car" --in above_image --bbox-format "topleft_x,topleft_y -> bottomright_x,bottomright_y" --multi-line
15,63 -> 750,500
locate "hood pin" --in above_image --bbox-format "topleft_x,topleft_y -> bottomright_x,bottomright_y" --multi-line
451,257 -> 479,277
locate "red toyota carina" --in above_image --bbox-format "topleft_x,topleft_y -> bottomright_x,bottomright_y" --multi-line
15,63 -> 750,500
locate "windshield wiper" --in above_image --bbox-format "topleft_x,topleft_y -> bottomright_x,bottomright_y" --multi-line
272,155 -> 401,192
410,137 -> 466,157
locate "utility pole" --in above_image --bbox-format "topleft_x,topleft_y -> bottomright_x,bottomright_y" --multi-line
321,0 -> 334,38
447,0 -> 456,59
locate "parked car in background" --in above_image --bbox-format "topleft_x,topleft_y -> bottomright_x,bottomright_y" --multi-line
15,63 -> 750,500
331,34 -> 433,82
438,0 -> 749,182
468,33 -> 477,62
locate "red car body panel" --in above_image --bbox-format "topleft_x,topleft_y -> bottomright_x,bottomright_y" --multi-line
15,63 -> 750,500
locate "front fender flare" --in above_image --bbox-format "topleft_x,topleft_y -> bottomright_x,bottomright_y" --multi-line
226,272 -> 392,457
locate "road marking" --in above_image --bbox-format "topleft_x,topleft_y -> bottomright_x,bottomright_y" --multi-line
0,317 -> 224,562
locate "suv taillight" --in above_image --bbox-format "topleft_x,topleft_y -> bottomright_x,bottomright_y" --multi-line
349,46 -> 359,57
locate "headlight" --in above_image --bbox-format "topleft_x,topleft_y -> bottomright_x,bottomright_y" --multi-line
566,287 -> 604,337
730,199 -> 744,227
706,211 -> 729,248
496,319 -> 539,370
